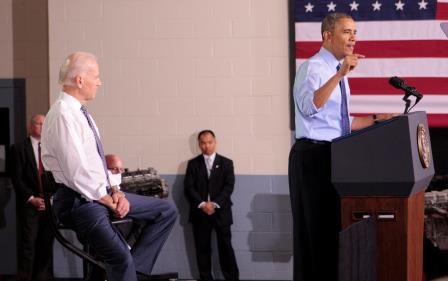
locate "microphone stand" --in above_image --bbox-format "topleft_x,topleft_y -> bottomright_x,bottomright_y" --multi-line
402,87 -> 422,114
403,94 -> 411,114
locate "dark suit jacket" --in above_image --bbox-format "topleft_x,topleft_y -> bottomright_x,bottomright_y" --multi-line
184,154 -> 235,226
10,137 -> 40,204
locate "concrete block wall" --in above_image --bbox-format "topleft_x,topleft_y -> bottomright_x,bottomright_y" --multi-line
47,0 -> 292,279
48,0 -> 291,175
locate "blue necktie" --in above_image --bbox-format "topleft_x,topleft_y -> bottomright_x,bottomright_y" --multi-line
80,105 -> 111,192
337,64 -> 351,136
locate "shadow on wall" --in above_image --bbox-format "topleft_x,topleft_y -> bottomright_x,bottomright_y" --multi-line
247,193 -> 293,262
175,133 -> 201,175
170,173 -> 200,277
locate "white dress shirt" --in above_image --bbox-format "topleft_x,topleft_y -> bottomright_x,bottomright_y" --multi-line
41,92 -> 108,200
293,47 -> 354,141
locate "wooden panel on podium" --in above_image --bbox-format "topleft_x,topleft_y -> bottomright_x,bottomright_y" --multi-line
341,191 -> 424,281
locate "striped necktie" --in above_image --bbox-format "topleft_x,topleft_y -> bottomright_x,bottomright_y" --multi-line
80,105 -> 111,192
337,64 -> 351,136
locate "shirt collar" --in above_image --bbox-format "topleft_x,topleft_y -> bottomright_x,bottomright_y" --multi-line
319,47 -> 341,71
29,135 -> 39,146
203,153 -> 216,162
60,91 -> 83,110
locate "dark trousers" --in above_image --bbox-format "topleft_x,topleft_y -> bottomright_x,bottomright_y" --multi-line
288,139 -> 341,281
192,215 -> 239,281
16,203 -> 54,281
53,187 -> 177,281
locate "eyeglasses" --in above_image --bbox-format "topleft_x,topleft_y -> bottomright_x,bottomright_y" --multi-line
108,167 -> 125,174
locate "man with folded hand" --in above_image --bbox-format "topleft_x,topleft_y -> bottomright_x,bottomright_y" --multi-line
41,51 -> 177,281
184,130 -> 239,281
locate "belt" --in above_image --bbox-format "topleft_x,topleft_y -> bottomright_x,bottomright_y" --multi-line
296,138 -> 330,145
56,185 -> 89,203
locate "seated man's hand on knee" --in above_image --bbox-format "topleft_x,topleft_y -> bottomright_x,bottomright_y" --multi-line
111,187 -> 125,203
98,195 -> 118,211
114,196 -> 130,218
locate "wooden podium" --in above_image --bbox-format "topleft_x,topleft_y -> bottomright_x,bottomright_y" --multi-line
332,111 -> 435,281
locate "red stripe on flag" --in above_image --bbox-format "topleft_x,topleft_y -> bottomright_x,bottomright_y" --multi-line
436,3 -> 448,19
295,42 -> 320,58
356,40 -> 448,58
351,113 -> 448,128
295,40 -> 448,59
428,114 -> 448,127
349,78 -> 448,95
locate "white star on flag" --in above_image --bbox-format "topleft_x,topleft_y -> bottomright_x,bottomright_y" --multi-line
349,1 -> 360,11
304,2 -> 314,13
327,1 -> 336,12
395,0 -> 405,11
418,0 -> 428,10
372,1 -> 382,11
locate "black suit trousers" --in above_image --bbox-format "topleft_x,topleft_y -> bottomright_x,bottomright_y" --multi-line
16,204 -> 54,281
288,139 -> 341,281
192,212 -> 239,281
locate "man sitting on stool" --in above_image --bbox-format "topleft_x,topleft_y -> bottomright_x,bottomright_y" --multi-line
41,51 -> 178,281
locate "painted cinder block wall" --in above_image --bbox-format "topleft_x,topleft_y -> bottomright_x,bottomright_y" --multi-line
47,0 -> 293,279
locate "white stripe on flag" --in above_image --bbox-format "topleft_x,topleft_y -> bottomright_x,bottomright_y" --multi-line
350,95 -> 448,114
295,58 -> 448,78
295,21 -> 448,41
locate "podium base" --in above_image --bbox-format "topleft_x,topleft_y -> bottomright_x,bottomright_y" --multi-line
340,191 -> 425,281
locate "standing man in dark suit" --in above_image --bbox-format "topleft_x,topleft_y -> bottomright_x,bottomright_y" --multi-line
11,114 -> 54,281
184,130 -> 239,281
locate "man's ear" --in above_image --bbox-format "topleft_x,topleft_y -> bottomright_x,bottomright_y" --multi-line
75,76 -> 83,89
322,31 -> 331,41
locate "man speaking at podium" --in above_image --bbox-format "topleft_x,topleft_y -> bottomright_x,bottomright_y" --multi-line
288,13 -> 393,281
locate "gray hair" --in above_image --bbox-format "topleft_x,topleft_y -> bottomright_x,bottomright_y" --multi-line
321,13 -> 353,36
58,52 -> 98,86
30,114 -> 45,125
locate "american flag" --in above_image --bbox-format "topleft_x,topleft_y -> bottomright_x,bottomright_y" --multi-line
294,0 -> 448,127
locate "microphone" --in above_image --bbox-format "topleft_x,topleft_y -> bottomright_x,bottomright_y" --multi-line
388,76 -> 423,99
